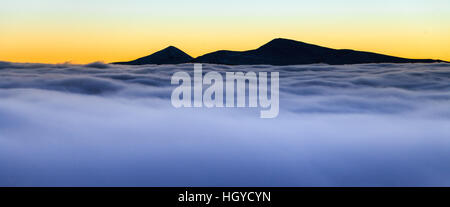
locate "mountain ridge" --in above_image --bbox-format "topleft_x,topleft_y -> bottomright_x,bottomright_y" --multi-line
112,38 -> 446,65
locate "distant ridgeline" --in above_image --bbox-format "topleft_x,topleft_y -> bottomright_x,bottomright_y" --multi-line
112,38 -> 445,65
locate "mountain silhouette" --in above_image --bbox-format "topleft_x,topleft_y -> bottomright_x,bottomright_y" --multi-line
193,38 -> 442,65
112,46 -> 193,65
113,38 -> 444,65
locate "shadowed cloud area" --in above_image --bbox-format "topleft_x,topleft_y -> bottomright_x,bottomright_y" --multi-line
0,62 -> 450,186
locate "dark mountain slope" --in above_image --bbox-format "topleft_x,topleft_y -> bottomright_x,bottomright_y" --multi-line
192,38 -> 442,65
113,46 -> 193,65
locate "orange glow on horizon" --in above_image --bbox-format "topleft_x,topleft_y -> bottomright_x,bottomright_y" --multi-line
1,0 -> 449,64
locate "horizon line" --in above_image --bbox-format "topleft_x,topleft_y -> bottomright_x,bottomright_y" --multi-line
2,37 -> 449,64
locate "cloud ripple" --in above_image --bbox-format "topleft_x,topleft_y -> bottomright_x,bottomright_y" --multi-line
0,62 -> 449,186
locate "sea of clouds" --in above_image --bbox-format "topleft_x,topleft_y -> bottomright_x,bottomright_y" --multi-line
0,61 -> 449,186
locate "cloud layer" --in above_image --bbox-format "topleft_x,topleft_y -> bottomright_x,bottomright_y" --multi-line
0,62 -> 449,186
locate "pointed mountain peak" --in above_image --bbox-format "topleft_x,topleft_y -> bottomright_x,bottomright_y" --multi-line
162,45 -> 180,51
113,46 -> 193,65
153,45 -> 191,57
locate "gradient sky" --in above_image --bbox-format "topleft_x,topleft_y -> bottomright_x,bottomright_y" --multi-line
1,0 -> 449,64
